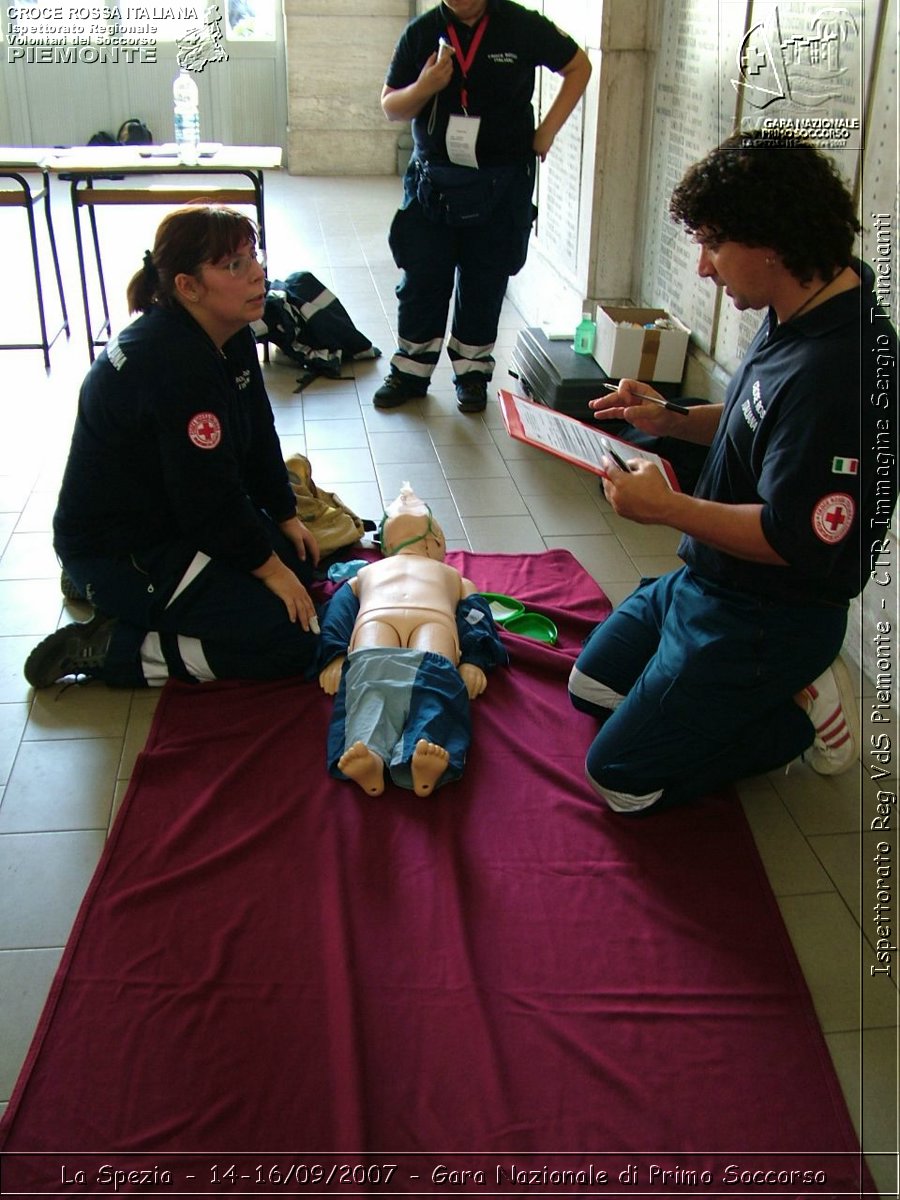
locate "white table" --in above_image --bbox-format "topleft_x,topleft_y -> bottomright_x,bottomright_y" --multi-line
43,145 -> 282,359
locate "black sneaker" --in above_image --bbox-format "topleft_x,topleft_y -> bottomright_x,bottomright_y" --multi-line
24,612 -> 117,689
455,376 -> 488,413
60,569 -> 89,604
373,373 -> 428,409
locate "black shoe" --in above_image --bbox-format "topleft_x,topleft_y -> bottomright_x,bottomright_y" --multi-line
455,376 -> 488,413
60,568 -> 89,604
373,373 -> 428,409
24,612 -> 117,689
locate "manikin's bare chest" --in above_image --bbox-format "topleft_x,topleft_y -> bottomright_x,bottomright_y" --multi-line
355,557 -> 461,614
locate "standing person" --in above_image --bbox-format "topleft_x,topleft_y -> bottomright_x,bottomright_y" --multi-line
374,0 -> 591,414
568,133 -> 898,814
24,204 -> 321,690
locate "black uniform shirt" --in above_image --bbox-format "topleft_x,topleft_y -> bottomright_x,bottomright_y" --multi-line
385,0 -> 579,166
54,304 -> 295,573
680,260 -> 899,607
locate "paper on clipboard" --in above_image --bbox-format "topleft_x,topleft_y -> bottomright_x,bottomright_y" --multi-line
497,389 -> 681,491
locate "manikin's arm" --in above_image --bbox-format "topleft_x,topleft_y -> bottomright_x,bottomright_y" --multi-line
319,656 -> 345,696
459,663 -> 487,699
456,590 -> 508,699
457,576 -> 486,697
316,581 -> 359,694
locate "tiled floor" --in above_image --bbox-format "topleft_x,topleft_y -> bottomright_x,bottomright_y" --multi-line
0,172 -> 896,1195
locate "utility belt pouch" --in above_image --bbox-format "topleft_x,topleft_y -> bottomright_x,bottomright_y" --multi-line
413,159 -> 515,227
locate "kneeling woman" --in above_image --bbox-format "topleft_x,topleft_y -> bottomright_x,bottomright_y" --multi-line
25,204 -> 320,689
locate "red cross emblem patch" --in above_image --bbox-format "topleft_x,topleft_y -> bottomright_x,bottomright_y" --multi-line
188,412 -> 222,450
811,492 -> 855,544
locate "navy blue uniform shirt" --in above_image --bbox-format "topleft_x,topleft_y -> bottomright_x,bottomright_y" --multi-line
385,0 -> 578,167
54,304 -> 295,573
680,259 -> 899,607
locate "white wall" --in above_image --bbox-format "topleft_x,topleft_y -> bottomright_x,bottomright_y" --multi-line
283,0 -> 412,175
508,0 -> 899,686
0,12 -> 286,147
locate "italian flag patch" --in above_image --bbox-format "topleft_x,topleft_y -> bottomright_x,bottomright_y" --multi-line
832,456 -> 859,475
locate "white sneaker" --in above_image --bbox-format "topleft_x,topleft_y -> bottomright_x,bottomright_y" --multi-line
799,656 -> 859,776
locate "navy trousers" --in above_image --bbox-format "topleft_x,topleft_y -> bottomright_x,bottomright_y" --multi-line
568,568 -> 848,811
62,518 -> 318,687
387,160 -> 536,388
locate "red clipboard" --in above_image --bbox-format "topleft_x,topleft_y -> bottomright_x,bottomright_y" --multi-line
497,389 -> 681,491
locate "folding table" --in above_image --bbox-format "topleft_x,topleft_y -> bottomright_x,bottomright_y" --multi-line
43,144 -> 282,360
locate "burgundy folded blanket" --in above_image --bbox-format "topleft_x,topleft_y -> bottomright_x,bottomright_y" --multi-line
0,550 -> 869,1195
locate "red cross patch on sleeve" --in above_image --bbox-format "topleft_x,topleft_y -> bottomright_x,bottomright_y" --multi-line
811,493 -> 855,544
188,412 -> 222,450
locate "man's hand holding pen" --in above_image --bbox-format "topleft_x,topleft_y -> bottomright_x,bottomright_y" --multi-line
589,379 -> 688,436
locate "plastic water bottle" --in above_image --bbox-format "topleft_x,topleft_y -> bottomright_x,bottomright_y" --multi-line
574,312 -> 596,356
173,69 -> 200,164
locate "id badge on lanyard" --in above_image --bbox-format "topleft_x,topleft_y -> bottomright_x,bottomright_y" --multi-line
446,115 -> 481,168
444,14 -> 488,169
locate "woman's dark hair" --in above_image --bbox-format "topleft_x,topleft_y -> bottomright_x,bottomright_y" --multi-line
126,203 -> 259,313
669,132 -> 860,283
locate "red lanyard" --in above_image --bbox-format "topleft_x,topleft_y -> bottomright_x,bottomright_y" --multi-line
445,13 -> 489,114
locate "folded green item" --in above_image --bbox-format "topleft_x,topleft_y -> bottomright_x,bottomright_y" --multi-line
504,611 -> 558,645
479,593 -> 526,624
478,593 -> 558,645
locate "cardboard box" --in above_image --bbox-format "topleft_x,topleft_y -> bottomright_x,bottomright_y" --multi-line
592,305 -> 690,383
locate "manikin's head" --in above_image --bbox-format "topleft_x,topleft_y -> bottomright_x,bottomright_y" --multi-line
380,484 -> 447,560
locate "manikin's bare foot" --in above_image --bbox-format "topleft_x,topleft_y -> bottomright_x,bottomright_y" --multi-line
338,741 -> 385,796
411,739 -> 450,796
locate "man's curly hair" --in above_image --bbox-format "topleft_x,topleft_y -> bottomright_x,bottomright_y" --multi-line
669,133 -> 860,284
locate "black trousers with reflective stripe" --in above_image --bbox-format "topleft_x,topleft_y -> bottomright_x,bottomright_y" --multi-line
387,161 -> 535,386
61,518 -> 318,687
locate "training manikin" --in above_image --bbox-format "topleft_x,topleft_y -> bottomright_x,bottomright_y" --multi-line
317,485 -> 506,796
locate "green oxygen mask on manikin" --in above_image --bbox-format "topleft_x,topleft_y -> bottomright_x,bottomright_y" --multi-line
378,483 -> 447,558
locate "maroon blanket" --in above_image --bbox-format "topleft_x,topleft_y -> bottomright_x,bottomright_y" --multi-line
0,551 -> 869,1195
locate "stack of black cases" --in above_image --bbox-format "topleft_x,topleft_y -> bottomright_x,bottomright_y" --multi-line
507,326 -> 708,494
509,327 -> 608,421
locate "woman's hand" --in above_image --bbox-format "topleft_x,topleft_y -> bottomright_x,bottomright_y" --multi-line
279,515 -> 320,568
381,48 -> 454,121
419,47 -> 455,97
253,553 -> 318,630
532,126 -> 556,162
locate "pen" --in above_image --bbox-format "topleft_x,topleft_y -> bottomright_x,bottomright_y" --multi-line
601,382 -> 690,416
599,436 -> 632,473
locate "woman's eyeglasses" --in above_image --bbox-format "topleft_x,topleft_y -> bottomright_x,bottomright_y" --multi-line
215,249 -> 266,278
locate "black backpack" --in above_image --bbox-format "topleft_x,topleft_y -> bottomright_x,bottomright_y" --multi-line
117,119 -> 154,145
